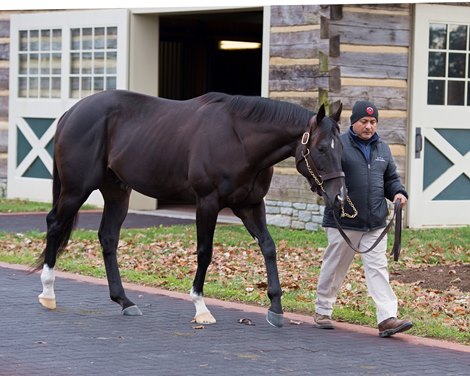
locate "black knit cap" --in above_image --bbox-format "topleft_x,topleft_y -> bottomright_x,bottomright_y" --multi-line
350,100 -> 379,125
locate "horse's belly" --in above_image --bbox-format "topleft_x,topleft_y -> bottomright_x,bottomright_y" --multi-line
110,163 -> 195,203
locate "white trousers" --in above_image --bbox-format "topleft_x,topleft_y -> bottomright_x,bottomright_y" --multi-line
315,227 -> 398,324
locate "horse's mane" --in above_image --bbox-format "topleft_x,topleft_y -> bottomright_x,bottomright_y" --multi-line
199,92 -> 313,129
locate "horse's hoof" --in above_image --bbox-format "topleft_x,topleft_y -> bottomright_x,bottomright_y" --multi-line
195,311 -> 216,324
38,295 -> 56,310
266,310 -> 283,328
122,305 -> 142,316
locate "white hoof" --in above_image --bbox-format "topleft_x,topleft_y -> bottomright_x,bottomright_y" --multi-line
38,295 -> 56,310
195,311 -> 216,324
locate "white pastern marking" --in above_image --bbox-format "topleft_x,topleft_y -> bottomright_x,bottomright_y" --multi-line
331,139 -> 335,149
190,287 -> 210,316
39,264 -> 55,300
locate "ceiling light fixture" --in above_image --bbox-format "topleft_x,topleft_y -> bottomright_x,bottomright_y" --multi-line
219,40 -> 261,50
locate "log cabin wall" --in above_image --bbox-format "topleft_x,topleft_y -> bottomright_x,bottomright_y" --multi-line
265,4 -> 411,230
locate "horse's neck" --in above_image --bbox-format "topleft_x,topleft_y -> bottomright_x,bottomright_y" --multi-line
242,122 -> 303,168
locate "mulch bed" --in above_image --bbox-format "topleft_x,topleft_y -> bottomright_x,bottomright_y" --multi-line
390,264 -> 470,292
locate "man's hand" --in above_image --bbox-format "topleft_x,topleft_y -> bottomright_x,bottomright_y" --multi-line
393,193 -> 407,208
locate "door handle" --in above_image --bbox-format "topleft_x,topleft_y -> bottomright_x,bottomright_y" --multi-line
415,127 -> 423,159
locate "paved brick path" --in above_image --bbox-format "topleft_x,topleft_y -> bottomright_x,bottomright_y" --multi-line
1,264 -> 469,376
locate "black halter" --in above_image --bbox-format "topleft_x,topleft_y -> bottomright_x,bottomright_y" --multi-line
295,117 -> 345,193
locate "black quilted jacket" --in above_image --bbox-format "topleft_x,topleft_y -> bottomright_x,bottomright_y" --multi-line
322,130 -> 408,231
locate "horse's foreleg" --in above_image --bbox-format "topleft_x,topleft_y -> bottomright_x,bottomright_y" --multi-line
191,197 -> 219,324
99,188 -> 141,316
233,203 -> 284,328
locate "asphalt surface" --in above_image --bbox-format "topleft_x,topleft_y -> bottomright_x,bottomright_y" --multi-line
1,211 -> 469,375
0,211 -> 195,233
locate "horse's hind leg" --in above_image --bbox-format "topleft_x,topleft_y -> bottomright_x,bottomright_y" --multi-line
232,202 -> 284,328
99,184 -> 142,316
191,195 -> 219,324
38,193 -> 88,310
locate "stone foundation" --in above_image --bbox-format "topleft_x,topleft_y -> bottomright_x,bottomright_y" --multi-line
265,199 -> 324,231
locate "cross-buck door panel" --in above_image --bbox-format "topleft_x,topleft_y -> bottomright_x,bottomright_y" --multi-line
8,10 -> 129,204
409,4 -> 470,227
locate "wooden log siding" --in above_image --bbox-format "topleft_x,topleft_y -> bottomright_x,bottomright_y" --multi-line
272,3 -> 411,206
266,5 -> 338,207
325,4 -> 411,184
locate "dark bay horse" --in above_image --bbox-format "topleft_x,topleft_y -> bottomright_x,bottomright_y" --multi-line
34,90 -> 345,327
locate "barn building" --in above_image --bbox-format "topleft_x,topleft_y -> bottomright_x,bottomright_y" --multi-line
0,3 -> 469,228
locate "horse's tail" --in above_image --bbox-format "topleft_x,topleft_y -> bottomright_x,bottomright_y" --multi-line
32,115 -> 79,272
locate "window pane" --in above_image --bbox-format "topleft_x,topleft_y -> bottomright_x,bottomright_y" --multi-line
70,52 -> 80,74
428,52 -> 446,77
94,52 -> 105,74
70,77 -> 80,98
428,80 -> 445,105
29,53 -> 39,74
29,77 -> 38,97
18,77 -> 27,97
449,24 -> 467,50
106,76 -> 116,90
468,82 -> 470,106
81,52 -> 92,74
82,77 -> 92,90
52,29 -> 62,51
448,53 -> 465,77
40,29 -> 51,51
82,28 -> 93,50
448,81 -> 465,105
94,27 -> 105,49
429,23 -> 447,49
106,51 -> 116,74
40,77 -> 50,97
106,27 -> 117,49
71,28 -> 80,50
51,77 -> 61,98
81,76 -> 92,96
51,53 -> 61,74
94,76 -> 104,92
29,30 -> 39,51
19,30 -> 28,51
19,54 -> 28,75
40,53 -> 50,75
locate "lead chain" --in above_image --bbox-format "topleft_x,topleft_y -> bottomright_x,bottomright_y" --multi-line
341,195 -> 358,218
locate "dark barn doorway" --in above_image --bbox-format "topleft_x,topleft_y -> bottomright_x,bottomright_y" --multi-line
158,10 -> 263,100
156,10 -> 264,214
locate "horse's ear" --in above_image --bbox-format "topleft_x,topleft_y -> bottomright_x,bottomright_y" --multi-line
331,102 -> 342,122
317,103 -> 326,122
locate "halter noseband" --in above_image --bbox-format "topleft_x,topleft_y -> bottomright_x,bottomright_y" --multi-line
295,117 -> 345,193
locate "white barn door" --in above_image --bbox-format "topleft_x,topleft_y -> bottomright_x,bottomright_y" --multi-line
8,10 -> 129,204
408,4 -> 470,227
